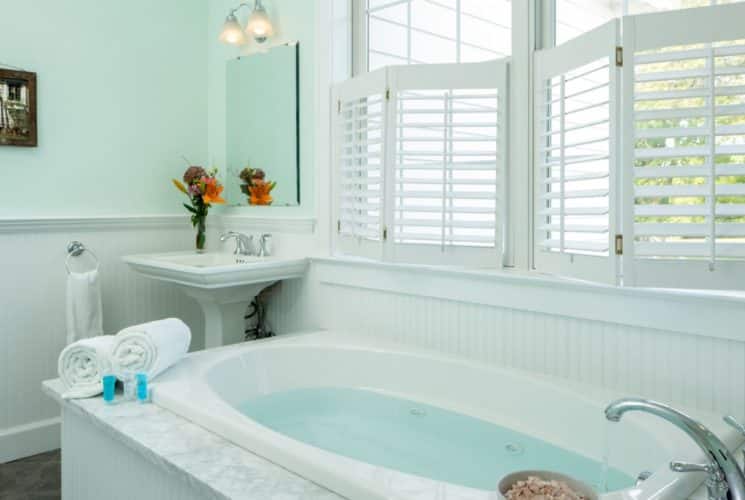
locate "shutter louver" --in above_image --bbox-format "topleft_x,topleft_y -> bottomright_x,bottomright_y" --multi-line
389,62 -> 506,265
632,41 -> 745,260
333,69 -> 388,259
534,21 -> 621,284
623,3 -> 745,289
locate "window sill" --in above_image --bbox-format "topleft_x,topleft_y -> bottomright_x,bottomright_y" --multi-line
311,255 -> 745,342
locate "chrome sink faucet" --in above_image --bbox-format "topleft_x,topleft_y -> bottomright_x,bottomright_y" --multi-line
605,398 -> 745,500
219,231 -> 255,256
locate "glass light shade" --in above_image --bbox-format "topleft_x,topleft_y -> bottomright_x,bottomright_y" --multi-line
219,14 -> 246,45
246,6 -> 274,44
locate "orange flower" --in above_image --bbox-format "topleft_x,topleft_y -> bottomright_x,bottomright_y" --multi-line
249,180 -> 274,206
202,177 -> 225,205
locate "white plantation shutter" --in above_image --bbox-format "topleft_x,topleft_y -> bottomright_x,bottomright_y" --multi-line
332,69 -> 388,259
333,61 -> 508,267
622,3 -> 745,289
534,21 -> 621,284
389,62 -> 507,265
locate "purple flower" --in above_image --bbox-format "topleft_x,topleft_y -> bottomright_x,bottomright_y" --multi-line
183,166 -> 207,185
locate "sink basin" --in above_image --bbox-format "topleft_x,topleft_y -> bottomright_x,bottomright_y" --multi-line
123,251 -> 307,289
123,252 -> 308,348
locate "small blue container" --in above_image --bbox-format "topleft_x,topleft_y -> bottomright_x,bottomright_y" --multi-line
102,374 -> 117,404
136,372 -> 149,403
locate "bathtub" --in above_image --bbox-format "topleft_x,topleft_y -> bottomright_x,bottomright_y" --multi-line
153,332 -> 742,500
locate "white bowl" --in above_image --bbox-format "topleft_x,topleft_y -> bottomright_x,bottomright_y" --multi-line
497,470 -> 599,500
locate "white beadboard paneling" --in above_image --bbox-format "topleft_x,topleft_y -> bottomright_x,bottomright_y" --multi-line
0,221 -> 205,463
314,257 -> 745,343
266,261 -> 745,419
61,408 -> 207,500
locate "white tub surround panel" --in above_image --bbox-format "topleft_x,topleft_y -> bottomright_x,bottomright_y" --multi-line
43,380 -> 341,500
0,218 -> 204,463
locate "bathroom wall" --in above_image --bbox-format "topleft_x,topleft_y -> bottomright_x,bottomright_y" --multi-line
0,0 -> 209,462
0,0 -> 208,218
207,0 -> 318,215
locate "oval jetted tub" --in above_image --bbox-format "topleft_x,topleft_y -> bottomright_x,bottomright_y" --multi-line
153,331 -> 743,500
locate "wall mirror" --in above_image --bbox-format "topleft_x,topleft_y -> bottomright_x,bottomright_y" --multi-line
226,43 -> 299,207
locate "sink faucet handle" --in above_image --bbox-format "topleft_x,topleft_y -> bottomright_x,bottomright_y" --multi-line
258,233 -> 272,257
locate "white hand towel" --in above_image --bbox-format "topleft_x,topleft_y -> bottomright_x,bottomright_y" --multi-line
111,318 -> 191,381
58,335 -> 115,399
66,270 -> 104,346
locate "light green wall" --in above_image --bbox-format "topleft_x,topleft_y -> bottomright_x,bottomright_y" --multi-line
208,0 -> 317,216
0,0 -> 208,217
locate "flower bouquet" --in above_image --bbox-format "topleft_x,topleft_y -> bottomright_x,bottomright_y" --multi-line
172,166 -> 225,252
239,167 -> 276,206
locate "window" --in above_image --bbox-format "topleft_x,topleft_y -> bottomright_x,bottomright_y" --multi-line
337,0 -> 745,289
363,0 -> 511,72
534,20 -> 621,284
532,1 -> 745,289
622,1 -> 745,289
554,0 -> 745,46
333,60 -> 509,266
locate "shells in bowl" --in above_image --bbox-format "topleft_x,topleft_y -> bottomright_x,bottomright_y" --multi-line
498,471 -> 598,500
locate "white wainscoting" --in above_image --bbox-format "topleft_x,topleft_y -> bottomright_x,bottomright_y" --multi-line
61,407 -> 207,500
0,217 -> 205,463
268,260 -> 745,420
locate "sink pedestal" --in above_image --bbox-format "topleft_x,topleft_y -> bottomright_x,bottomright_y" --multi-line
180,283 -> 275,348
123,252 -> 308,350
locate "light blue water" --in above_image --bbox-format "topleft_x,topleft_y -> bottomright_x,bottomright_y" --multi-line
236,387 -> 634,492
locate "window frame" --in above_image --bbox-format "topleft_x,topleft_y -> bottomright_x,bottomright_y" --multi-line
331,59 -> 510,267
350,0 -> 537,270
341,0 -> 745,292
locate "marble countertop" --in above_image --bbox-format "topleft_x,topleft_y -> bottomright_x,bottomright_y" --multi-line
42,379 -> 344,500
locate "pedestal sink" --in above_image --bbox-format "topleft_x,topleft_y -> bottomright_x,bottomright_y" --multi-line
123,252 -> 308,348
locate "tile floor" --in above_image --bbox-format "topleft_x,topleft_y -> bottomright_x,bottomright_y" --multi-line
0,450 -> 61,500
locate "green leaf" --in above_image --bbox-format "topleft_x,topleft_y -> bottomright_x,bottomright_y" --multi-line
183,203 -> 198,214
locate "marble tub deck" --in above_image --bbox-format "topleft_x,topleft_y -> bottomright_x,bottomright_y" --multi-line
42,379 -> 342,500
43,379 -> 723,500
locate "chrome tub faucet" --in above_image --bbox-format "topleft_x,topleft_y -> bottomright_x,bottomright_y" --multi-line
605,398 -> 745,500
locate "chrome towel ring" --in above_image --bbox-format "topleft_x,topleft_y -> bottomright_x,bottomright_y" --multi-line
66,241 -> 100,274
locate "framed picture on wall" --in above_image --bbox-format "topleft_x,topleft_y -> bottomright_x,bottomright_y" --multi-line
0,69 -> 37,147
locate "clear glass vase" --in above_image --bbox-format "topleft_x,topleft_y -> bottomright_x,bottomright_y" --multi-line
195,217 -> 206,253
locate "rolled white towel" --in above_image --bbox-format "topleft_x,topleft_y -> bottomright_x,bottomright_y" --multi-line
111,318 -> 191,380
58,336 -> 115,399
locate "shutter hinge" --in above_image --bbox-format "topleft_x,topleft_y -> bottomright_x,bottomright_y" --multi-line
337,219 -> 341,233
614,234 -> 624,255
337,99 -> 341,114
385,88 -> 391,100
383,226 -> 388,241
615,46 -> 624,67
